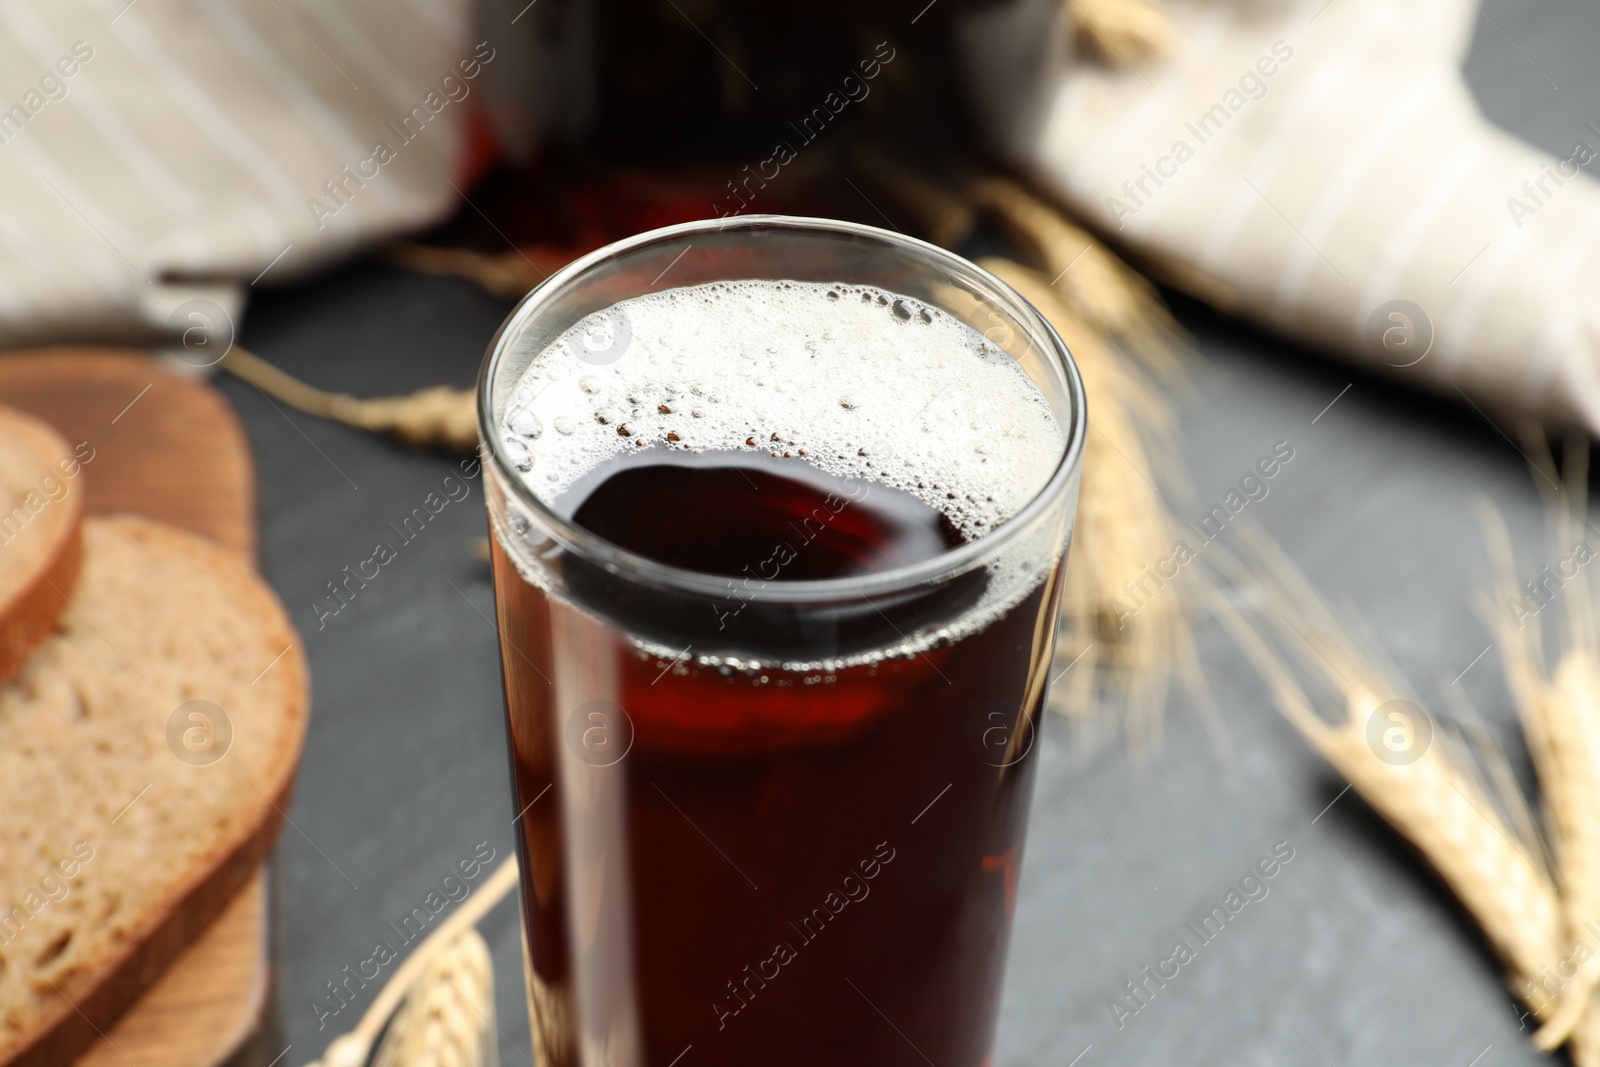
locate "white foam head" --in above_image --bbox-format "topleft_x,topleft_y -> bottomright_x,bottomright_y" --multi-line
498,279 -> 1064,540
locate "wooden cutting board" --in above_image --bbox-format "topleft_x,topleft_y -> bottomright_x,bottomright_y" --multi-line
0,346 -> 275,1067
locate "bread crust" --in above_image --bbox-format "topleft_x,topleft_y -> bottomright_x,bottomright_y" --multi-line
0,518 -> 309,1067
7,774 -> 295,1067
0,523 -> 80,687
0,407 -> 84,687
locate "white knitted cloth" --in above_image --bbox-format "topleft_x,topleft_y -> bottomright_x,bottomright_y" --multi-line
0,0 -> 477,348
960,0 -> 1600,431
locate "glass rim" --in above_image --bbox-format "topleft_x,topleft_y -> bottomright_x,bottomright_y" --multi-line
477,214 -> 1088,604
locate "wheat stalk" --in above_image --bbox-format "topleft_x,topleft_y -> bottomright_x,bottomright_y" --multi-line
221,348 -> 478,455
384,243 -> 546,302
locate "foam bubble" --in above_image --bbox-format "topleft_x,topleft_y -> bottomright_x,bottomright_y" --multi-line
501,280 -> 1064,540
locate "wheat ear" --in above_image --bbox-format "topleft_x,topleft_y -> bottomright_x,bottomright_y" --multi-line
308,859 -> 519,1067
1476,438 -> 1600,1049
1577,1009 -> 1600,1067
1212,527 -> 1563,1004
1574,990 -> 1600,1067
961,177 -> 1206,755
981,258 -> 1216,760
1067,0 -> 1179,63
371,929 -> 498,1067
221,348 -> 478,455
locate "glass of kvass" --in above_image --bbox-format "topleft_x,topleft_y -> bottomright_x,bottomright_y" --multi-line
478,216 -> 1086,1067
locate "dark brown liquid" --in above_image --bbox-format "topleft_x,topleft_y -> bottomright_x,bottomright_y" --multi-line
493,449 -> 1061,1067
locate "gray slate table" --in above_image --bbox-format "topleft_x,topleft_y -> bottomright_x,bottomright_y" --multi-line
231,2 -> 1600,1062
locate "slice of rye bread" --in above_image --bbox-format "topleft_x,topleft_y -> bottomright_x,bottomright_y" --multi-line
0,516 -> 308,1067
0,407 -> 85,687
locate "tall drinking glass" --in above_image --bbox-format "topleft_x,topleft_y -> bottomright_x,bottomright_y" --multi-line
479,216 -> 1086,1067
